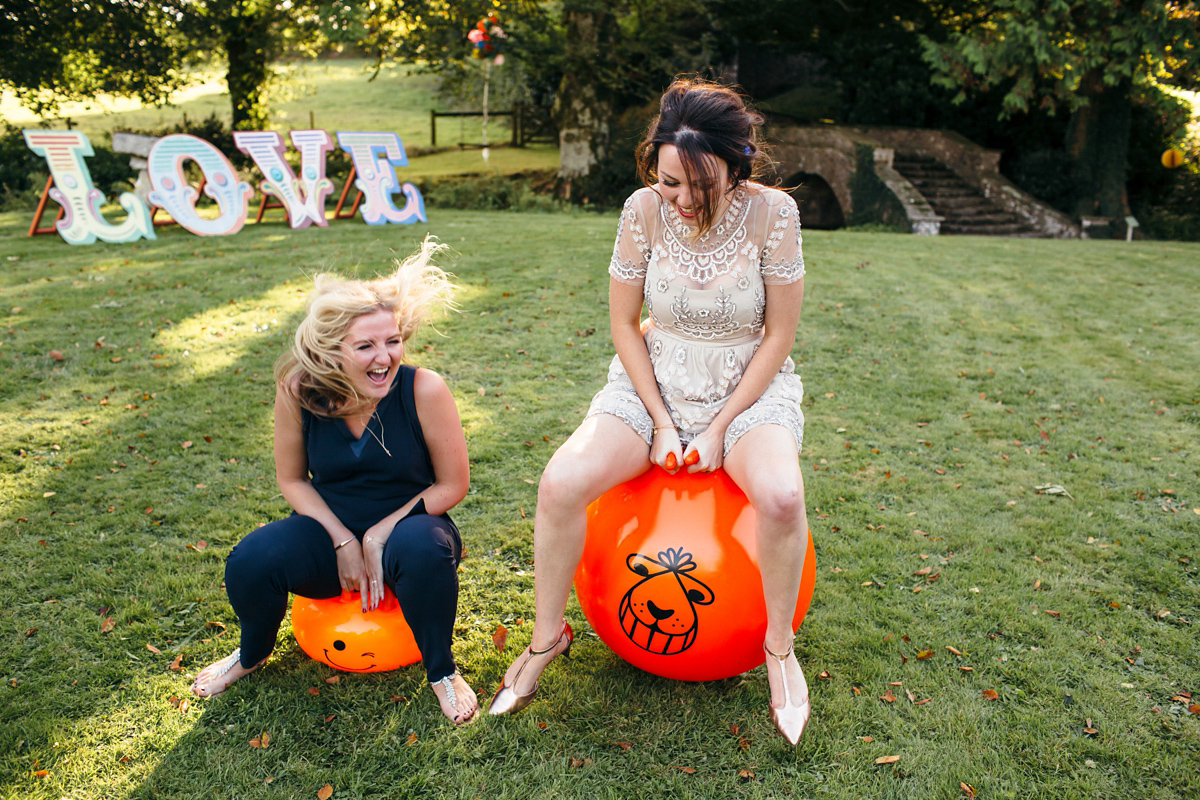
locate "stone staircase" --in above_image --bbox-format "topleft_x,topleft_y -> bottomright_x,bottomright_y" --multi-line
892,155 -> 1042,237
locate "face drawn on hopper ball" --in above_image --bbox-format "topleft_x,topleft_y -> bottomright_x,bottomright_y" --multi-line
618,547 -> 716,655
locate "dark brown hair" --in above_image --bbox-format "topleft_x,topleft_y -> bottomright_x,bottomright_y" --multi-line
636,77 -> 765,235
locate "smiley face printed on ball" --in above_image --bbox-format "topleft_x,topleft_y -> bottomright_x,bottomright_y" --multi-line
323,636 -> 379,672
618,547 -> 715,655
291,589 -> 421,673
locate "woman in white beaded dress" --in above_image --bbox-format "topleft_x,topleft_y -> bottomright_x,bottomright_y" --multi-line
489,78 -> 812,744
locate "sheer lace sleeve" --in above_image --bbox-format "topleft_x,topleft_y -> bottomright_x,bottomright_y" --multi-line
608,189 -> 656,285
760,190 -> 805,285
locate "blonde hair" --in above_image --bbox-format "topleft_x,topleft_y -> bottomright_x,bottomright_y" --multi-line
275,236 -> 457,417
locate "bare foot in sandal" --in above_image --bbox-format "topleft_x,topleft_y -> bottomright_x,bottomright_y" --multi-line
191,648 -> 263,697
430,672 -> 478,725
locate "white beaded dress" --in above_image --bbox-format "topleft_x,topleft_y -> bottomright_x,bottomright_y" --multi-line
586,183 -> 807,454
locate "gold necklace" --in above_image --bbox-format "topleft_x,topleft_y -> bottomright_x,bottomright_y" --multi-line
364,409 -> 392,457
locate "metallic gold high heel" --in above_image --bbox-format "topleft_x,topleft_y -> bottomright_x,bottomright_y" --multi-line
488,619 -> 574,716
764,642 -> 811,745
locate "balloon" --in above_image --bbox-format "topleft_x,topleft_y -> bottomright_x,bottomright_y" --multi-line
1162,148 -> 1185,169
576,467 -> 816,682
292,588 -> 421,672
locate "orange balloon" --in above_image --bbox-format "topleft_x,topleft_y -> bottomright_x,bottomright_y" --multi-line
1162,148 -> 1185,169
576,467 -> 816,681
292,588 -> 421,672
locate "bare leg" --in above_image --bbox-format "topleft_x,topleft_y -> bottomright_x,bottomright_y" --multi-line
724,425 -> 810,737
500,414 -> 650,697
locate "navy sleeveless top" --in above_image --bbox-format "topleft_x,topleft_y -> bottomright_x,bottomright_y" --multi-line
302,366 -> 436,534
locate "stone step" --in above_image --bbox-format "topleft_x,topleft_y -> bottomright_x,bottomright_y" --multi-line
892,152 -> 1039,237
941,222 -> 1033,236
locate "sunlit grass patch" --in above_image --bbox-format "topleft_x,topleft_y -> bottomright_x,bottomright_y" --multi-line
1,211 -> 1197,799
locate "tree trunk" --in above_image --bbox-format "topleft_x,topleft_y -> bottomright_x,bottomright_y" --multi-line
1065,72 -> 1133,232
554,8 -> 616,200
222,5 -> 273,132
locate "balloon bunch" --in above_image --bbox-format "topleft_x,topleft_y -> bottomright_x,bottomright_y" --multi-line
467,12 -> 507,65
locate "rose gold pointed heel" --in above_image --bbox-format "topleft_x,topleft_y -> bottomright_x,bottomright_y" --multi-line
764,642 -> 811,745
488,619 -> 574,716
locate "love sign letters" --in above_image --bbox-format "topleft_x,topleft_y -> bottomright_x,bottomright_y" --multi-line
22,129 -> 428,245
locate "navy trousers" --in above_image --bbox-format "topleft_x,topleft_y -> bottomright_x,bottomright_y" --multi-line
224,506 -> 462,682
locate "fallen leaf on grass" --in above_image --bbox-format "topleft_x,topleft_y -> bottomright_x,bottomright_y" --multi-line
101,617 -> 115,634
324,675 -> 340,684
906,688 -> 916,703
33,770 -> 49,778
146,643 -> 161,655
181,441 -> 193,449
673,766 -> 697,774
616,740 -> 632,751
982,689 -> 1000,700
959,666 -> 974,672
914,697 -> 932,706
874,755 -> 900,765
308,687 -> 320,696
323,714 -> 336,723
916,649 -> 934,660
43,491 -> 56,498
248,731 -> 270,749
946,646 -> 964,656
858,735 -> 874,742
1034,483 -> 1073,500
1045,610 -> 1061,618
880,689 -> 897,703
317,785 -> 333,800
493,624 -> 508,651
961,782 -> 977,798
169,654 -> 183,671
179,698 -> 189,713
407,733 -> 418,745
818,670 -> 832,680
738,769 -> 756,780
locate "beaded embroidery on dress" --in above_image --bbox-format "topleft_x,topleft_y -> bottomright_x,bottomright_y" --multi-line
588,183 -> 807,455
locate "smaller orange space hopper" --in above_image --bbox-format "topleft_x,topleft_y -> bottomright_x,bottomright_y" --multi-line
292,588 -> 421,672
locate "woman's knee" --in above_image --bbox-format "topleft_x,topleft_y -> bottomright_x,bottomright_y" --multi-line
384,517 -> 458,575
537,455 -> 592,512
751,479 -> 805,528
226,515 -> 327,590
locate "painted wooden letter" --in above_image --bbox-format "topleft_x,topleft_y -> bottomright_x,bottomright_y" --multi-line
335,132 -> 426,225
22,130 -> 155,245
146,134 -> 253,236
233,129 -> 335,228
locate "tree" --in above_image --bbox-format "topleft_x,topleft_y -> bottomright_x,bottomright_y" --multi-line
0,0 -> 184,117
1,0 -> 336,132
921,0 -> 1200,222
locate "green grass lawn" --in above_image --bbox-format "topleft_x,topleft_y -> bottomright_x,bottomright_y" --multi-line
1,208 -> 1197,799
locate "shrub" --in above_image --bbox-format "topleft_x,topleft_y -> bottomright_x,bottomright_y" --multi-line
418,172 -> 562,212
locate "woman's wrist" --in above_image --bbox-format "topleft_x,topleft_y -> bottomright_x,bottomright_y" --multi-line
333,535 -> 356,551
